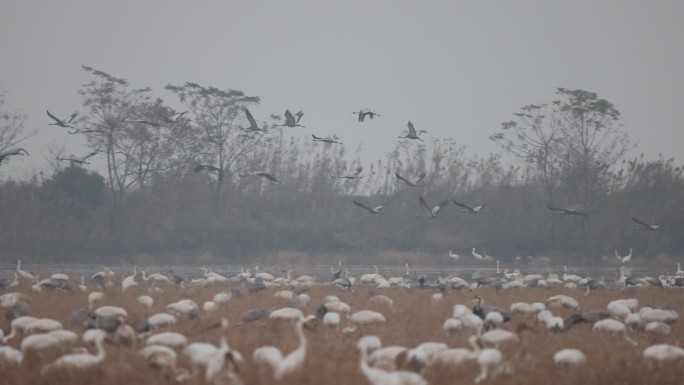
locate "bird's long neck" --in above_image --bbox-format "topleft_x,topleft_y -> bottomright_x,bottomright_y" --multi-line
142,271 -> 149,280
294,321 -> 307,352
358,348 -> 384,382
469,336 -> 481,353
94,338 -> 107,362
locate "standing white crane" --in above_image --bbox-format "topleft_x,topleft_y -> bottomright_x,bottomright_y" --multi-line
398,121 -> 425,141
40,332 -> 106,374
141,271 -> 171,283
272,315 -> 315,379
277,109 -> 305,128
615,248 -> 633,264
184,337 -> 241,381
357,338 -> 427,385
122,267 -> 138,292
471,248 -> 490,261
16,260 -> 34,280
474,348 -> 503,383
47,110 -> 78,128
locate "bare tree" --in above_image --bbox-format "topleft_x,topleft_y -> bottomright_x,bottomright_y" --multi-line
165,82 -> 266,214
492,88 -> 632,251
0,89 -> 34,154
76,66 -> 154,237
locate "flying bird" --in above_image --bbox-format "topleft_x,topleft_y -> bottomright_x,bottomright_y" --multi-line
158,111 -> 188,124
352,109 -> 380,122
353,200 -> 386,215
632,217 -> 663,231
240,172 -> 279,182
194,164 -> 221,173
398,121 -> 425,141
453,201 -> 488,214
244,109 -> 266,132
47,110 -> 79,128
395,172 -> 427,187
417,196 -> 448,218
331,167 -> 363,180
312,134 -> 342,144
0,148 -> 29,165
547,205 -> 588,217
57,151 -> 98,165
277,109 -> 305,128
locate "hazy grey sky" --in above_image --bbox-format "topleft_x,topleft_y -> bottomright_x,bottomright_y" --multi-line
1,1 -> 683,178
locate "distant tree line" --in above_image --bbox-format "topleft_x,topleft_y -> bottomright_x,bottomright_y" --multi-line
0,68 -> 682,264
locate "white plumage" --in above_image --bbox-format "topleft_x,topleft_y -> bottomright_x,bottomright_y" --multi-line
553,349 -> 586,366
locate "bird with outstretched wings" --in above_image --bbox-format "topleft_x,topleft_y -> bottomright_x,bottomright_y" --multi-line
418,196 -> 448,218
353,200 -> 386,214
632,217 -> 663,231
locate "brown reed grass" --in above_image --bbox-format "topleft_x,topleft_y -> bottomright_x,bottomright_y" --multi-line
1,274 -> 683,385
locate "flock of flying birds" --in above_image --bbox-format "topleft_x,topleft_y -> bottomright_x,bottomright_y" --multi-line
0,107 -> 665,234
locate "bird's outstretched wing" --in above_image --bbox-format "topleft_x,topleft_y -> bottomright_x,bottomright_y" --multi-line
395,173 -> 413,185
67,111 -> 79,123
244,109 -> 263,131
245,109 -> 257,125
129,119 -> 161,127
453,200 -> 474,212
407,121 -> 416,136
194,164 -> 220,173
46,110 -> 61,123
82,151 -> 98,161
434,200 -> 449,215
418,196 -> 432,216
254,172 -> 278,182
353,200 -> 379,214
548,205 -> 588,216
283,109 -> 295,125
632,217 -> 653,228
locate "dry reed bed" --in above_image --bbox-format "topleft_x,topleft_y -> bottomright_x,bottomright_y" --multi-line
1,276 -> 683,385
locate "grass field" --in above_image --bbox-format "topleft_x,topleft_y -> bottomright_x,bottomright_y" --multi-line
0,271 -> 683,385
